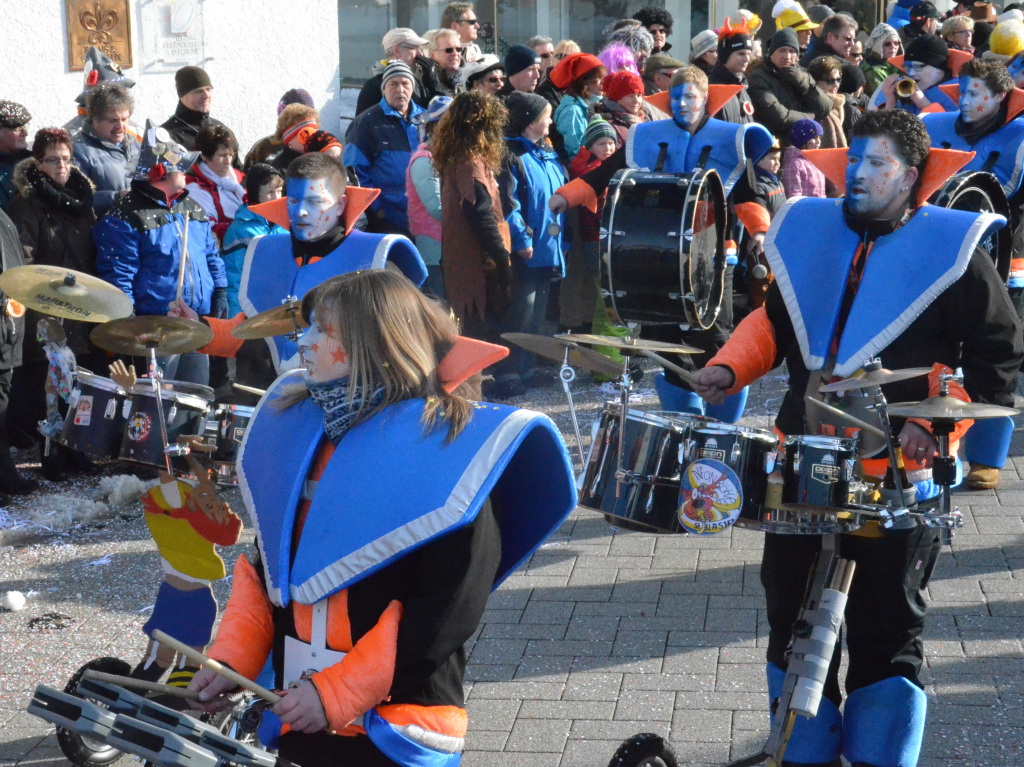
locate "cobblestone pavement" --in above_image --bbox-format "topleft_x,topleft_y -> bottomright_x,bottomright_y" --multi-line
1,366 -> 1022,767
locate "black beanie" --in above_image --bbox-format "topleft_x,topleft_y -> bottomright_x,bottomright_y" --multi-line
505,44 -> 541,77
769,28 -> 801,55
245,163 -> 284,204
905,35 -> 949,71
175,65 -> 213,98
718,32 -> 753,63
505,91 -> 550,136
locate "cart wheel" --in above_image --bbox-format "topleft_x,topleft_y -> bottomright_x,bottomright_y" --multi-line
608,733 -> 679,767
56,657 -> 133,767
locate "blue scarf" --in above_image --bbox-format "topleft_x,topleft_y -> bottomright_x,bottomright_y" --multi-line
306,377 -> 386,444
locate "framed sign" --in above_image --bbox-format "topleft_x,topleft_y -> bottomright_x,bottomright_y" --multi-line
66,0 -> 133,71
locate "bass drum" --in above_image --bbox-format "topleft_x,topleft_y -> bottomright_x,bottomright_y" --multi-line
603,168 -> 727,329
930,170 -> 1011,282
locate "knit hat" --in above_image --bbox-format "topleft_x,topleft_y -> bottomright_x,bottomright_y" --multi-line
382,28 -> 428,50
134,119 -> 199,181
718,19 -> 753,63
909,0 -> 941,20
583,116 -> 616,149
245,163 -> 284,203
644,52 -> 686,74
381,59 -> 416,87
549,53 -> 605,89
905,34 -> 949,70
76,46 -> 134,106
602,70 -> 645,101
789,118 -> 823,148
984,18 -> 1024,60
807,5 -> 836,24
867,22 -> 901,57
505,91 -> 549,135
175,65 -> 212,98
282,118 -> 318,146
769,27 -> 802,54
690,29 -> 719,62
412,95 -> 453,125
303,130 -> 342,155
840,63 -> 867,94
772,0 -> 819,31
505,44 -> 541,76
277,88 -> 314,115
0,101 -> 30,129
458,54 -> 504,88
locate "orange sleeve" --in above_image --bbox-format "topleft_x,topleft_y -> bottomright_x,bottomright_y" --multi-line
733,202 -> 772,236
200,313 -> 247,358
907,363 -> 973,444
708,307 -> 779,394
173,505 -> 243,547
311,600 -> 403,733
206,555 -> 274,681
557,177 -> 599,214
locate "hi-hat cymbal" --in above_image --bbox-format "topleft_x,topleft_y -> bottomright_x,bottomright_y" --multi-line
0,265 -> 133,322
886,396 -> 1020,421
90,316 -> 213,356
501,333 -> 622,377
556,333 -> 702,355
819,367 -> 932,393
232,300 -> 307,340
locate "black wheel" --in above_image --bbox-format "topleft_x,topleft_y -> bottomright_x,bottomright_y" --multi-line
56,657 -> 132,767
608,733 -> 679,767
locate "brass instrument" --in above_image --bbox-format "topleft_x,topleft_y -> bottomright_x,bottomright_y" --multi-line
896,77 -> 918,99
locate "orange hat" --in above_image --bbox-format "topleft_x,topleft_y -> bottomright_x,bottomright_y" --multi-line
549,53 -> 605,89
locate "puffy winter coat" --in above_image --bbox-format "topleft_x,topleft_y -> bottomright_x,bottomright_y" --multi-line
71,123 -> 140,215
503,137 -> 567,274
747,59 -> 836,139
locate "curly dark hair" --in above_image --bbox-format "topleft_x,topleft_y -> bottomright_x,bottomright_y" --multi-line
31,128 -> 72,162
430,90 -> 508,178
195,124 -> 238,160
85,82 -> 133,123
851,109 -> 930,170
959,58 -> 1014,96
633,7 -> 673,34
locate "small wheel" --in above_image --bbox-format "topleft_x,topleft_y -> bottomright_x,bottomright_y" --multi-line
56,657 -> 132,767
608,733 -> 679,767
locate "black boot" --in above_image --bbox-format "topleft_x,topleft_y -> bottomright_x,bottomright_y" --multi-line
40,450 -> 67,482
0,455 -> 39,495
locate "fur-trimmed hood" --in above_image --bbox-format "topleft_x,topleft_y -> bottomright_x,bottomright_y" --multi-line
13,157 -> 95,213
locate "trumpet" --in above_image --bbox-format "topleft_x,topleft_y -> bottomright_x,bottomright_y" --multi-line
896,77 -> 919,99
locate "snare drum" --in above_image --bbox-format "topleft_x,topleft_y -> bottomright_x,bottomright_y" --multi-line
210,404 -> 255,485
59,370 -> 127,459
119,380 -> 213,470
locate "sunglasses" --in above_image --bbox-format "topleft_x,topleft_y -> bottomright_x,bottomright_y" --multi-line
485,75 -> 505,84
439,46 -> 465,53
539,53 -> 553,59
458,17 -> 480,25
823,77 -> 842,85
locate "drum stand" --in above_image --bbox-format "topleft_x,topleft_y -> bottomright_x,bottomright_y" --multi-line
141,343 -> 189,474
557,346 -> 587,467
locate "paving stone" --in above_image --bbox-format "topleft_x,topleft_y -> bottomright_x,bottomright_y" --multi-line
469,681 -> 565,701
562,671 -> 622,701
465,699 -> 522,731
503,718 -> 572,752
567,719 -> 671,740
613,689 -> 675,721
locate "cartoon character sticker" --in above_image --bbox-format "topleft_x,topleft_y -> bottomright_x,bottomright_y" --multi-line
73,395 -> 94,426
677,458 -> 743,535
127,412 -> 152,442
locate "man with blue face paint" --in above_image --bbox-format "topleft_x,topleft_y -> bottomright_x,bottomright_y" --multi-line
922,58 -> 1024,489
551,65 -> 773,424
694,110 -> 1022,767
170,153 -> 426,395
871,34 -> 966,114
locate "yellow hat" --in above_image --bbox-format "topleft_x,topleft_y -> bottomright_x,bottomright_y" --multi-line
773,0 -> 820,31
984,18 -> 1024,61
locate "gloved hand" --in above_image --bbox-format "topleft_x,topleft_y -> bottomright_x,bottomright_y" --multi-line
211,287 -> 229,319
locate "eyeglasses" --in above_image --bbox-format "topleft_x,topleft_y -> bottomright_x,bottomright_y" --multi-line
458,17 -> 480,25
41,156 -> 72,167
485,75 -> 504,84
823,77 -> 842,85
439,46 -> 465,54
539,52 -> 553,59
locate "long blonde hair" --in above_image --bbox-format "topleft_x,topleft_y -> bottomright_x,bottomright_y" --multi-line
286,270 -> 475,442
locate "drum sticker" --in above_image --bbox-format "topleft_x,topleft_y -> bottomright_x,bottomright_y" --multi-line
812,454 -> 840,484
127,412 -> 152,442
73,396 -> 94,426
678,459 -> 743,535
698,437 -> 725,461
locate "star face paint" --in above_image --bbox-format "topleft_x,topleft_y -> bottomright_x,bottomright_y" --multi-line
298,311 -> 350,383
959,76 -> 1002,124
845,136 -> 914,219
670,83 -> 706,130
286,177 -> 343,242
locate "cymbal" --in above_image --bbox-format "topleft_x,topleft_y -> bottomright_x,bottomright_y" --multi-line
501,333 -> 622,377
232,300 -> 307,340
556,333 -> 702,355
819,367 -> 931,393
0,265 -> 133,323
90,316 -> 213,356
886,396 -> 1020,421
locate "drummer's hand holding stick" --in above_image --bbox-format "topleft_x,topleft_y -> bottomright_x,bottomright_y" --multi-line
168,296 -> 200,321
898,421 -> 937,467
693,365 -> 735,405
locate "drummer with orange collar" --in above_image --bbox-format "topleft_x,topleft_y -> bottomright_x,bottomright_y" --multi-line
694,109 -> 1022,767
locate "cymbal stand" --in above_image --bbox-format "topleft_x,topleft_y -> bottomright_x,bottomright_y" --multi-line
928,370 -> 964,546
861,359 -> 913,511
557,345 -> 586,467
143,343 -> 187,475
283,294 -> 307,368
613,342 -> 638,498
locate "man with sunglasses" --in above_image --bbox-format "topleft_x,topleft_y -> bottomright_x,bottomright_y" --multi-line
442,2 -> 482,64
528,35 -> 556,75
355,28 -> 445,116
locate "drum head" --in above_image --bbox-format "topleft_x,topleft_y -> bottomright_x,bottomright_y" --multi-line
929,171 -> 1011,282
683,169 -> 727,330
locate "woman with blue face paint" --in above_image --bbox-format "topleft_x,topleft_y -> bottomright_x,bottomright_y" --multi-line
695,109 -> 1023,767
187,270 -> 576,767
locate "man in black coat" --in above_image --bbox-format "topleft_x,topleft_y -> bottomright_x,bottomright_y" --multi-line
161,66 -> 230,152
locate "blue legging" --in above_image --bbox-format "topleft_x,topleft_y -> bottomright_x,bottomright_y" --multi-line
962,415 -> 1014,469
653,372 -> 749,424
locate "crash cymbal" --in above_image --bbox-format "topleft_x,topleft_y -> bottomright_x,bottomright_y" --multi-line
232,300 -> 307,340
501,333 -> 622,377
0,265 -> 133,323
90,316 -> 213,356
556,333 -> 702,355
819,367 -> 932,393
886,396 -> 1020,421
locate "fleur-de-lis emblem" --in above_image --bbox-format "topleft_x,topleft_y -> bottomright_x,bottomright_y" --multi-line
79,2 -> 118,45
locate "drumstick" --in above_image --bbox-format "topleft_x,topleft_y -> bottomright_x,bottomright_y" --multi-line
232,382 -> 267,397
640,350 -> 700,387
804,396 -> 887,439
151,630 -> 282,704
81,670 -> 201,701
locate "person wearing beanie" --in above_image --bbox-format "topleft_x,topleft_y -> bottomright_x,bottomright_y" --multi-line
243,89 -> 317,171
0,101 -> 31,211
498,44 -> 543,100
871,33 -> 958,113
863,22 -> 904,92
807,3 -> 835,34
900,0 -> 941,46
747,27 -> 837,138
708,18 -> 756,124
781,118 -> 828,198
689,29 -> 719,74
355,27 -> 445,116
594,70 -> 648,144
345,59 -> 426,235
552,53 -> 607,159
161,65 -> 232,153
730,139 -> 785,313
633,6 -> 674,53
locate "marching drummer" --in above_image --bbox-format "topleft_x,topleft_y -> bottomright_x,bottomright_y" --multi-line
694,109 -> 1022,767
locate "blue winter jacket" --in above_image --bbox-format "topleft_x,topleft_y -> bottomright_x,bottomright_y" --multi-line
504,137 -> 568,274
72,124 -> 140,216
221,203 -> 287,315
94,183 -> 227,316
343,98 -> 425,234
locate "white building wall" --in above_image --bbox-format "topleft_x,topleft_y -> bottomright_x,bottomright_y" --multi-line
4,0 -> 341,155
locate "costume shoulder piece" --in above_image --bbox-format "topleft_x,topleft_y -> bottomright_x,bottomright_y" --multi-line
237,372 -> 578,607
923,111 -> 1024,197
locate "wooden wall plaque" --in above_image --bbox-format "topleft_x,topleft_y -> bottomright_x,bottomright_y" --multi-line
66,0 -> 133,72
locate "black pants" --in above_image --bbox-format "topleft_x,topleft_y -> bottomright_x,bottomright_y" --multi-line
0,366 -> 20,488
761,526 -> 941,706
279,732 -> 401,767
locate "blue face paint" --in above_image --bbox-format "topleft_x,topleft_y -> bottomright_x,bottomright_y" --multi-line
286,177 -> 343,242
1009,56 -> 1024,85
670,83 -> 705,129
845,136 -> 913,219
958,76 -> 1001,124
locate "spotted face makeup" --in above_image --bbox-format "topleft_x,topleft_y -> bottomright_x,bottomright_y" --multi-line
670,83 -> 706,130
286,177 -> 345,242
298,310 -> 350,383
959,77 -> 1003,124
845,136 -> 916,219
